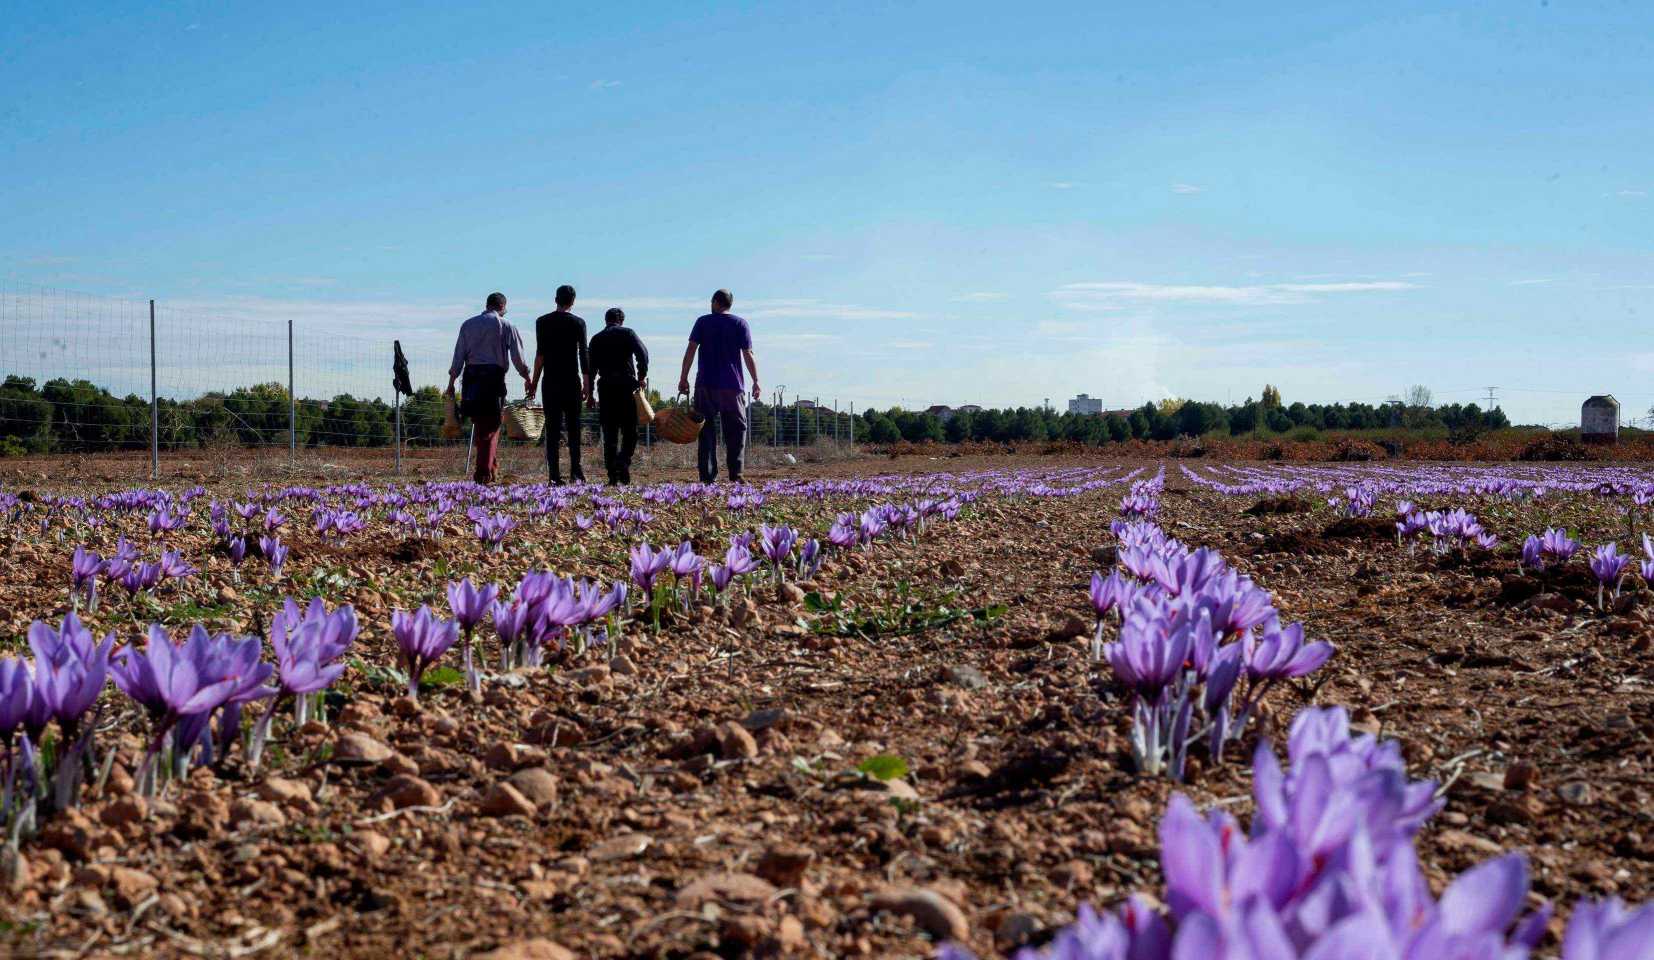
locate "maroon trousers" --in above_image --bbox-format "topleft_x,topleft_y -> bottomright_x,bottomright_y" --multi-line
473,411 -> 502,484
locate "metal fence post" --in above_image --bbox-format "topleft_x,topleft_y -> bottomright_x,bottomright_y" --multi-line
394,392 -> 403,475
287,317 -> 296,467
148,299 -> 158,481
849,402 -> 855,448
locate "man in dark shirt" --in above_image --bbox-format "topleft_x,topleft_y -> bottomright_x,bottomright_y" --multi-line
588,307 -> 650,485
527,285 -> 589,484
677,288 -> 760,483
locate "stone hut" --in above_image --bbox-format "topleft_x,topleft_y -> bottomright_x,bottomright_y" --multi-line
1581,395 -> 1619,443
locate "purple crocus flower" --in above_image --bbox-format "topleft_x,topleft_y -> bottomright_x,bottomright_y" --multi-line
629,543 -> 671,594
270,602 -> 352,695
118,561 -> 163,597
70,547 -> 102,611
1520,534 -> 1543,572
1563,898 -> 1654,959
1105,610 -> 1190,703
147,506 -> 187,535
474,513 -> 516,552
172,628 -> 276,770
1088,570 -> 1132,661
446,578 -> 500,632
260,535 -> 288,577
578,580 -> 626,622
110,625 -> 244,792
724,543 -> 758,578
669,542 -> 703,584
492,599 -> 534,670
1539,527 -> 1579,565
392,606 -> 460,700
1244,620 -> 1334,680
758,524 -> 798,579
228,536 -> 247,567
708,563 -> 734,596
0,659 -> 34,742
27,613 -> 114,731
799,539 -> 824,579
447,578 -> 500,693
1590,543 -> 1631,608
112,536 -> 140,563
158,548 -> 196,581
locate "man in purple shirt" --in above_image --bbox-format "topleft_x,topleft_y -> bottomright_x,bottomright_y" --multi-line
677,289 -> 761,483
447,292 -> 531,484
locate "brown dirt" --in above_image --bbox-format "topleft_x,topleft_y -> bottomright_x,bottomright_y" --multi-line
0,455 -> 1650,958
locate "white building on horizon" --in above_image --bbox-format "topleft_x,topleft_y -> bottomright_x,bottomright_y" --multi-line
1067,394 -> 1104,415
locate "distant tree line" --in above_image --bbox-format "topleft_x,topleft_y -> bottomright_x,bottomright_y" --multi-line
858,390 -> 1511,446
0,374 -> 863,454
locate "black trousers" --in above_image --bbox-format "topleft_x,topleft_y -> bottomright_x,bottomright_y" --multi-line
597,383 -> 638,484
541,386 -> 584,483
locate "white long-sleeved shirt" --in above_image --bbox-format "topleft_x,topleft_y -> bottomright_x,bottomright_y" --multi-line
449,310 -> 530,379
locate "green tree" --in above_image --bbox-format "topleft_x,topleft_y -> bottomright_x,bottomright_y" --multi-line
868,414 -> 901,444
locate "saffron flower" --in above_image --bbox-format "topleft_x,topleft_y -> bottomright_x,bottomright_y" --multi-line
1590,543 -> 1631,609
629,543 -> 671,594
392,606 -> 460,700
1243,619 -> 1334,680
158,548 -> 196,582
1538,527 -> 1579,566
447,578 -> 500,693
248,598 -> 356,766
70,547 -> 102,612
259,536 -> 288,578
758,524 -> 798,580
110,625 -> 244,793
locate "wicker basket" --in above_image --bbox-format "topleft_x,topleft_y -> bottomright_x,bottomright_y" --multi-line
503,401 -> 545,441
653,401 -> 704,444
441,389 -> 464,440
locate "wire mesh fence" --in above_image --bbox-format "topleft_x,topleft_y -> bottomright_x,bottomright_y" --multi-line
0,277 -> 859,480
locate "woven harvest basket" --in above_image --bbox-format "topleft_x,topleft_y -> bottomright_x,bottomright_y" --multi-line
441,389 -> 464,440
653,402 -> 705,444
503,401 -> 545,441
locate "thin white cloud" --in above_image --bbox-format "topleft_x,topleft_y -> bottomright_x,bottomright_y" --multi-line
884,339 -> 933,350
1509,278 -> 1555,286
951,291 -> 1008,303
742,299 -> 916,322
1051,279 -> 1419,309
1171,183 -> 1203,195
1616,189 -> 1646,198
1049,181 -> 1076,190
763,333 -> 842,349
589,79 -> 622,90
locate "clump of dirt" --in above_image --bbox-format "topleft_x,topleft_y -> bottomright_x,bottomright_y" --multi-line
1322,516 -> 1397,541
1243,496 -> 1313,516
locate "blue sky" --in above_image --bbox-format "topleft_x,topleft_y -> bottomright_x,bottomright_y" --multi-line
2,1 -> 1651,425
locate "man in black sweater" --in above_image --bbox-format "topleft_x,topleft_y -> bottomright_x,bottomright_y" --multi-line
527,285 -> 589,484
588,307 -> 650,485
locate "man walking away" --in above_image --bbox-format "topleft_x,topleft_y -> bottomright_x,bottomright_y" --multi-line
527,285 -> 589,484
447,292 -> 531,484
677,289 -> 760,483
588,307 -> 650,485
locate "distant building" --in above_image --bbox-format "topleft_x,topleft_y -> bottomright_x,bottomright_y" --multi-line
925,405 -> 955,422
1103,408 -> 1136,419
793,399 -> 818,409
955,404 -> 983,415
1582,395 -> 1620,443
1067,394 -> 1104,415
